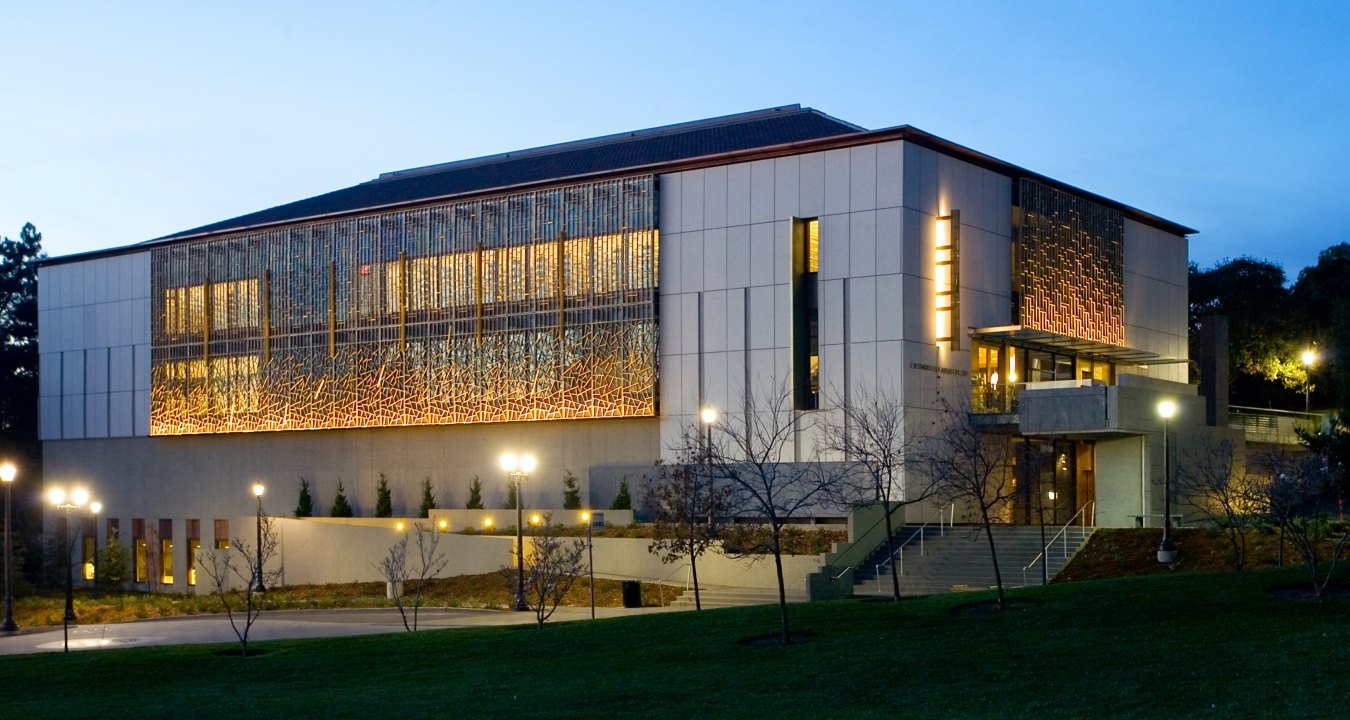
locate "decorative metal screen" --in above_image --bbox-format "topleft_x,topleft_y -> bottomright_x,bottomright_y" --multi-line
150,175 -> 658,435
1017,179 -> 1124,345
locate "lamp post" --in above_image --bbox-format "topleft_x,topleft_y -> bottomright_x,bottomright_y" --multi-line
89,501 -> 103,599
251,483 -> 267,593
1302,349 -> 1318,413
1,462 -> 18,632
50,486 -> 88,652
581,510 -> 595,620
500,452 -> 536,611
1157,400 -> 1178,563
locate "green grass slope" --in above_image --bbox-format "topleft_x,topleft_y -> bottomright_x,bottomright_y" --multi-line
5,567 -> 1348,719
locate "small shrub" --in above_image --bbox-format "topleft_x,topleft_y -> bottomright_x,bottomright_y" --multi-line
375,474 -> 393,518
295,477 -> 314,518
562,469 -> 582,510
419,477 -> 437,518
610,478 -> 632,510
465,475 -> 484,509
331,480 -> 354,517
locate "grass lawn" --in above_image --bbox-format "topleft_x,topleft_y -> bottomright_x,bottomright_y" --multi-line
5,566 -> 1348,719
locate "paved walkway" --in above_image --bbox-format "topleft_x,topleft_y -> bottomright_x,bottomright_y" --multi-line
0,605 -> 675,656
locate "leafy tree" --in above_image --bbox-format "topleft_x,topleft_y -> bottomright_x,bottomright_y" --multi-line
295,478 -> 314,518
465,475 -> 484,509
418,477 -> 436,518
610,478 -> 632,510
562,469 -> 582,510
647,433 -> 735,610
375,473 -> 393,518
1189,257 -> 1304,407
330,480 -> 354,517
0,223 -> 44,445
0,223 -> 44,582
96,528 -> 131,593
1294,243 -> 1350,410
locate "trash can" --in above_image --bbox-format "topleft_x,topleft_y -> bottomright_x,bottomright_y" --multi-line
621,580 -> 642,608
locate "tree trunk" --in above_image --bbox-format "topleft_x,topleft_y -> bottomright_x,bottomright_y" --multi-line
689,536 -> 702,611
885,503 -> 901,601
981,508 -> 1006,609
772,525 -> 791,645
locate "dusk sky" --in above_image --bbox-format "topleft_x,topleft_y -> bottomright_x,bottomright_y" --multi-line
3,1 -> 1347,279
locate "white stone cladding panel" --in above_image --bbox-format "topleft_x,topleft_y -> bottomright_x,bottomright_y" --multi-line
703,227 -> 727,291
703,165 -> 728,230
849,144 -> 878,212
849,210 -> 877,279
799,152 -> 825,218
661,173 -> 682,235
681,170 -> 704,233
39,252 -> 152,440
824,148 -> 851,215
773,155 -> 800,219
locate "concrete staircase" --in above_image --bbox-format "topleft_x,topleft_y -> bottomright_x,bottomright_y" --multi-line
853,524 -> 1094,597
668,586 -> 808,609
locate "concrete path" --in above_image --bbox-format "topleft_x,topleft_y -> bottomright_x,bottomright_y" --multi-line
0,604 -> 676,656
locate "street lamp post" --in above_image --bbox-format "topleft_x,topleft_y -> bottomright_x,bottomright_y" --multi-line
581,511 -> 595,620
1157,400 -> 1178,563
90,501 -> 103,599
251,483 -> 267,593
1302,349 -> 1318,413
500,452 -> 536,611
50,486 -> 89,652
1,462 -> 18,632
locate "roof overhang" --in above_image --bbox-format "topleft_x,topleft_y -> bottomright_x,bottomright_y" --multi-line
971,325 -> 1187,366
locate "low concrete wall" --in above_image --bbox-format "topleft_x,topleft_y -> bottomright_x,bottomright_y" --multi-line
427,508 -> 635,532
209,517 -> 825,594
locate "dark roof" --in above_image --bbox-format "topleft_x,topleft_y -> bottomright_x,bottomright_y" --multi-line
158,105 -> 863,241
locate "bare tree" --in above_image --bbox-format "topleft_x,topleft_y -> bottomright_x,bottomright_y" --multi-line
408,523 -> 449,629
1258,450 -> 1350,597
1176,436 -> 1264,571
375,523 -> 449,631
818,384 -> 934,601
711,382 -> 842,644
647,428 -> 737,610
522,512 -> 586,628
197,515 -> 282,657
374,535 -> 412,630
913,401 -> 1022,609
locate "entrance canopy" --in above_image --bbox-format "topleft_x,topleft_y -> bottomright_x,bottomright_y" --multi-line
971,325 -> 1186,366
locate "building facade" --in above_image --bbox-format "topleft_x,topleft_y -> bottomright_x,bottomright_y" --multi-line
38,106 -> 1211,592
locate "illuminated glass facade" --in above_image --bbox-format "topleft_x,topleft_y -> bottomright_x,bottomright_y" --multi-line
1016,179 -> 1125,345
150,175 -> 658,435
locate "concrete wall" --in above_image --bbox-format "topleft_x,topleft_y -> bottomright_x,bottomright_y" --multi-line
194,518 -> 824,594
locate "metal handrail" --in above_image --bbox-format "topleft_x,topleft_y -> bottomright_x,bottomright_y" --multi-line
1022,502 -> 1094,586
874,502 -> 953,592
652,563 -> 692,607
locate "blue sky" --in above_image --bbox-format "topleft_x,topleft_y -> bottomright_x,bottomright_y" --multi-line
3,1 -> 1347,279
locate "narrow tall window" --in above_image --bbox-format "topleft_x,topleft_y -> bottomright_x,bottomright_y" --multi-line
793,218 -> 820,410
213,519 -> 229,550
132,518 -> 147,584
186,519 -> 201,587
160,519 -> 174,585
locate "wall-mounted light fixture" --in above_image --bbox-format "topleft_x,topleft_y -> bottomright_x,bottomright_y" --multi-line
936,210 -> 961,351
